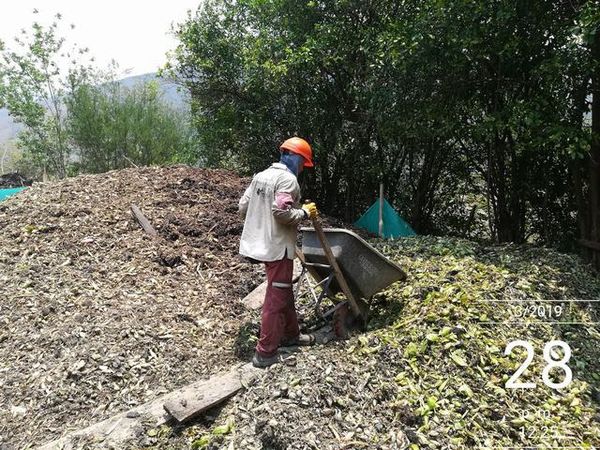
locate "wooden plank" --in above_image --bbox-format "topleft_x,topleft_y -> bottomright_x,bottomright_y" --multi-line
579,239 -> 600,252
131,204 -> 158,237
37,363 -> 263,450
295,246 -> 306,264
163,366 -> 256,423
310,217 -> 363,319
242,280 -> 268,309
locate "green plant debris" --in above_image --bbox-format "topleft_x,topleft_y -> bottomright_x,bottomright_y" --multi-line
356,236 -> 600,448
145,235 -> 600,449
214,235 -> 600,449
191,417 -> 235,449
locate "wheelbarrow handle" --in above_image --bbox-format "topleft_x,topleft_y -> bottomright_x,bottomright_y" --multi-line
309,216 -> 363,319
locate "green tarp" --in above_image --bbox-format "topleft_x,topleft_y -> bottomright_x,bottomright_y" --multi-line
0,187 -> 26,201
354,198 -> 416,239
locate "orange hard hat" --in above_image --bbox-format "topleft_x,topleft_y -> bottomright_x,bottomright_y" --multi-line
280,137 -> 314,167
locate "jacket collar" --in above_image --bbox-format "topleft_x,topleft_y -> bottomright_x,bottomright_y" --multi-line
271,162 -> 294,175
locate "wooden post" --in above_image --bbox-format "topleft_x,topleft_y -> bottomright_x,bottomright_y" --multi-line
310,217 -> 363,319
590,26 -> 600,269
378,183 -> 384,238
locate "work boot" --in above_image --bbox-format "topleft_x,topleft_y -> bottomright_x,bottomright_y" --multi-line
280,333 -> 316,347
252,351 -> 280,368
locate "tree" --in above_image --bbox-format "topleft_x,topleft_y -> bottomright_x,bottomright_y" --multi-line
0,13 -> 197,178
591,17 -> 600,267
167,0 -> 596,256
67,79 -> 197,173
0,13 -> 95,178
572,1 -> 600,267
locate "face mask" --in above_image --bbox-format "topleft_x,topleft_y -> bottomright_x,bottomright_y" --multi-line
280,152 -> 304,176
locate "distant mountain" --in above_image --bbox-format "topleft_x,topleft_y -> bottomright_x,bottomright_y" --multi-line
0,72 -> 189,147
116,72 -> 189,110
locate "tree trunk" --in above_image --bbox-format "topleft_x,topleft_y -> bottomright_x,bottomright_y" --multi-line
589,26 -> 600,268
490,134 -> 514,243
569,71 -> 590,252
571,158 -> 588,241
489,131 -> 527,244
410,141 -> 435,232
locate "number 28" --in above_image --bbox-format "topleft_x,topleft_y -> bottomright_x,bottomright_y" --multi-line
504,340 -> 572,390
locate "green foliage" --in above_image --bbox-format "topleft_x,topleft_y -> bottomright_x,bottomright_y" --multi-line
67,80 -> 197,174
360,235 -> 600,447
167,0 -> 597,249
0,14 -> 95,178
191,417 -> 235,449
0,141 -> 24,175
0,14 -> 197,179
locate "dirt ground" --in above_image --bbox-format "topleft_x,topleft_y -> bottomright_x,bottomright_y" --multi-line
0,166 -> 265,448
3,166 -> 600,450
132,237 -> 600,450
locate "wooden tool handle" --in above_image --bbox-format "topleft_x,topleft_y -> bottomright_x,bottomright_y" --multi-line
310,216 -> 362,318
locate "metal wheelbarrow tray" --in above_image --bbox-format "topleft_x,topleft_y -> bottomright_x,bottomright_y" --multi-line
299,227 -> 406,334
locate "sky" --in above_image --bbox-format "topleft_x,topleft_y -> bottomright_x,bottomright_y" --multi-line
0,0 -> 202,78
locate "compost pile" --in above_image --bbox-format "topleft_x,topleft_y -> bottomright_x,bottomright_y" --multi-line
0,172 -> 32,188
0,166 -> 266,448
149,237 -> 600,450
2,167 -> 600,450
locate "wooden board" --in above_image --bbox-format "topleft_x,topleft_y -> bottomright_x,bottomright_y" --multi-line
131,204 -> 158,237
163,366 -> 259,423
37,363 -> 263,449
242,280 -> 268,309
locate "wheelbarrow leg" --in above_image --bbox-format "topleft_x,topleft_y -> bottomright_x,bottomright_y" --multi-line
295,246 -> 335,317
295,265 -> 337,320
332,298 -> 369,339
310,217 -> 366,323
295,238 -> 369,339
313,273 -> 335,318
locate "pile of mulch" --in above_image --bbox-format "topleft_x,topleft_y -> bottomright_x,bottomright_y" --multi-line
0,172 -> 32,188
0,166 -> 268,448
144,236 -> 600,450
5,166 -> 599,449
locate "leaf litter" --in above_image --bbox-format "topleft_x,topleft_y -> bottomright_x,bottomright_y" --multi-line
0,166 -> 265,448
147,237 -> 600,449
1,168 -> 600,449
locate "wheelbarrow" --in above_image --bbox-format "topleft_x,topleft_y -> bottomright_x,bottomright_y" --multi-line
295,219 -> 407,338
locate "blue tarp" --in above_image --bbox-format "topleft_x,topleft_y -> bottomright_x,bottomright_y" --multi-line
0,187 -> 26,201
354,198 -> 416,239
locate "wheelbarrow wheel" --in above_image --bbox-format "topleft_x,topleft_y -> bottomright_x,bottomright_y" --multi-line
333,298 -> 369,339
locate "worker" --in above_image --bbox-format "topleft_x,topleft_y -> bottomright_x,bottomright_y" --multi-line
239,137 -> 318,368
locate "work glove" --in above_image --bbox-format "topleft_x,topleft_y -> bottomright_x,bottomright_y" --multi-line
302,202 -> 318,220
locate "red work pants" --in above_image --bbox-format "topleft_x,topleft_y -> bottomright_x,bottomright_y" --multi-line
256,257 -> 299,357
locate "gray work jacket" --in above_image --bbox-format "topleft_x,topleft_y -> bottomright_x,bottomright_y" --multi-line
239,163 -> 306,262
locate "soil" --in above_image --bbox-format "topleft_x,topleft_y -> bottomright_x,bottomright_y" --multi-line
0,166 -> 265,448
128,237 -> 600,450
4,166 -> 599,450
